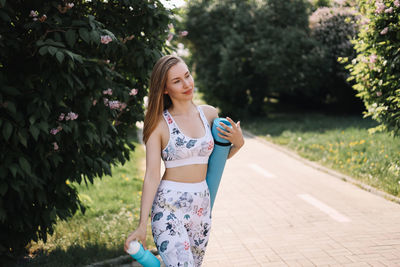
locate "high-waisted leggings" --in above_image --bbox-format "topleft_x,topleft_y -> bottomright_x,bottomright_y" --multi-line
151,180 -> 212,267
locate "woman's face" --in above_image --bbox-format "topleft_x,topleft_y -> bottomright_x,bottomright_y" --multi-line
164,62 -> 194,101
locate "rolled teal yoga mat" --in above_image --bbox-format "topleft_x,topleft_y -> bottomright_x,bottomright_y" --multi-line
206,118 -> 232,210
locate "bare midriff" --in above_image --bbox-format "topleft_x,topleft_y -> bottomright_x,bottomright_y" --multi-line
162,164 -> 208,183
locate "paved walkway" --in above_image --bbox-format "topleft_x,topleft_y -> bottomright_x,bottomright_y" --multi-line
201,134 -> 400,266
120,133 -> 400,267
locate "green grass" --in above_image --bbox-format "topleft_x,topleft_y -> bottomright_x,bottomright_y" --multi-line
244,112 -> 400,197
24,131 -> 154,267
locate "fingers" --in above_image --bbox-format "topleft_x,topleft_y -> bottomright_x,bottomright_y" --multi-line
124,232 -> 138,252
225,117 -> 238,129
216,126 -> 231,135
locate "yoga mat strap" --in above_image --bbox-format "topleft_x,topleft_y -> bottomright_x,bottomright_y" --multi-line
214,140 -> 231,146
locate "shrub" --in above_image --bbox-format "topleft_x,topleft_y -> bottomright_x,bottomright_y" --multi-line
340,0 -> 400,136
0,0 -> 170,260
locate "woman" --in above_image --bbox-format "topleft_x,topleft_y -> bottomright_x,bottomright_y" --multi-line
124,55 -> 244,266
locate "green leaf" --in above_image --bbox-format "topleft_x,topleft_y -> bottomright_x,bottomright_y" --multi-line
90,30 -> 100,45
29,124 -> 40,141
39,46 -> 48,56
79,28 -> 90,43
38,121 -> 49,132
36,40 -> 45,46
19,157 -> 31,174
48,46 -> 57,56
65,29 -> 76,47
9,165 -> 17,178
18,131 -> 27,147
1,86 -> 20,96
0,10 -> 10,22
56,51 -> 64,63
2,121 -> 12,141
5,101 -> 16,114
44,39 -> 66,48
0,182 -> 8,196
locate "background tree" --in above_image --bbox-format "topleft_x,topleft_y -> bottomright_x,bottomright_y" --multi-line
309,5 -> 364,112
186,0 -> 328,117
0,0 -> 171,260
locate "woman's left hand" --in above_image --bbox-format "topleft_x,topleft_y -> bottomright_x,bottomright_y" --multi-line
217,117 -> 244,148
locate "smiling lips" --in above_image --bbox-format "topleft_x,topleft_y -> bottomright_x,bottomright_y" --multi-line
183,89 -> 192,95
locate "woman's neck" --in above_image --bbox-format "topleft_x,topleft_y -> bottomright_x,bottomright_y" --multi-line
169,101 -> 196,116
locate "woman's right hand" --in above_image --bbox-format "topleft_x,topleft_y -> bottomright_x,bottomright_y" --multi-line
124,225 -> 147,252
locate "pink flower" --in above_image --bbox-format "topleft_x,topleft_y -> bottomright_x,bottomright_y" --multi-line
184,241 -> 190,250
101,35 -> 112,44
29,10 -> 38,17
103,88 -> 113,95
53,142 -> 59,151
58,113 -> 65,121
375,2 -> 385,14
385,7 -> 393,13
395,0 -> 400,7
67,3 -> 74,8
376,91 -> 382,96
129,88 -> 138,96
109,100 -> 121,109
167,115 -> 173,124
70,112 -> 78,120
380,27 -> 388,35
65,112 -> 78,121
93,99 -> 97,106
179,31 -> 188,37
120,103 -> 127,111
50,126 -> 62,135
103,98 -> 109,106
208,140 -> 214,150
167,33 -> 173,42
50,128 -> 58,135
369,54 -> 377,63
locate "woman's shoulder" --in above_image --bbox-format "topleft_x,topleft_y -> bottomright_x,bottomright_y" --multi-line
198,104 -> 218,119
198,104 -> 218,126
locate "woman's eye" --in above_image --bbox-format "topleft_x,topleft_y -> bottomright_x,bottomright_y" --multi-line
174,80 -> 180,84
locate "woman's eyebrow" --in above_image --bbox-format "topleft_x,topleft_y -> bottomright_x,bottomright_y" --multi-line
171,71 -> 189,80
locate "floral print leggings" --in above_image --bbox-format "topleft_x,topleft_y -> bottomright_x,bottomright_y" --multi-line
151,180 -> 212,267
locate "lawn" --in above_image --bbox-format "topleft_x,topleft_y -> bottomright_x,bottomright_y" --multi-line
24,128 -> 153,267
244,112 -> 400,197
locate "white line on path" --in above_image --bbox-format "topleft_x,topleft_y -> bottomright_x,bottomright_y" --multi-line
298,194 -> 351,223
248,163 -> 277,178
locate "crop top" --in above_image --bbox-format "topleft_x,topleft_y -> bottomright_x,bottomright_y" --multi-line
161,106 -> 214,168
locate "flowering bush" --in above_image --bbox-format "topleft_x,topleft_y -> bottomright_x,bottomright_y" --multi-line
309,6 -> 365,109
340,0 -> 400,136
0,0 -> 170,260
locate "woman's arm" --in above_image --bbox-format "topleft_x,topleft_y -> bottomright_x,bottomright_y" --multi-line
124,126 -> 162,251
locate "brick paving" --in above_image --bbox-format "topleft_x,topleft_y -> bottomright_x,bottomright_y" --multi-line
121,133 -> 400,267
201,134 -> 400,266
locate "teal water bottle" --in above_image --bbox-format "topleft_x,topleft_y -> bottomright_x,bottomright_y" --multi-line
127,241 -> 160,267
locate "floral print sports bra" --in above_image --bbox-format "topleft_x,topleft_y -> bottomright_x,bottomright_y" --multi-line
161,106 -> 214,168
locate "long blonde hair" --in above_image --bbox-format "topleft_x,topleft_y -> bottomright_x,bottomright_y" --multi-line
143,55 -> 183,144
